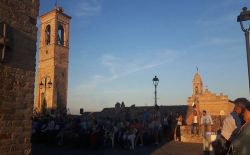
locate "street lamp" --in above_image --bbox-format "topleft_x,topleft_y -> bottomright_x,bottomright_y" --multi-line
152,75 -> 159,106
237,7 -> 250,92
39,76 -> 52,108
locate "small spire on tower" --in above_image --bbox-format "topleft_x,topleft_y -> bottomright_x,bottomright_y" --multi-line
196,66 -> 199,73
54,0 -> 64,12
54,0 -> 58,9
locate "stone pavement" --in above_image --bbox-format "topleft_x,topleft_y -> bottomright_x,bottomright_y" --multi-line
151,141 -> 204,155
32,141 -> 204,155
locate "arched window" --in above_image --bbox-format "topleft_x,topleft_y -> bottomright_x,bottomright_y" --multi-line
195,86 -> 198,95
57,24 -> 64,45
45,25 -> 51,45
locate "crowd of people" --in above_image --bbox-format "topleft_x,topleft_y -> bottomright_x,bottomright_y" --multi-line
32,106 -> 182,150
32,97 -> 250,154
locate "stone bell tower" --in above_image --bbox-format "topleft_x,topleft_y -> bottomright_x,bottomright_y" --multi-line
35,6 -> 71,112
192,70 -> 203,96
186,69 -> 203,125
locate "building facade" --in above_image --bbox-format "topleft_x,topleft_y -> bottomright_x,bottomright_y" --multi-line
34,7 -> 71,112
186,71 -> 234,125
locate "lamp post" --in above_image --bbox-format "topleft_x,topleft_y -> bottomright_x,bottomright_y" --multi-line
152,76 -> 159,106
39,76 -> 52,108
237,7 -> 250,92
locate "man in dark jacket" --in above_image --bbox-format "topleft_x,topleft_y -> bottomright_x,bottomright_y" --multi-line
213,98 -> 248,155
228,98 -> 250,155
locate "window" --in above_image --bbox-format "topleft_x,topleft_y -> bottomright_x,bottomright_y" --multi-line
195,86 -> 198,95
45,25 -> 51,45
57,24 -> 64,45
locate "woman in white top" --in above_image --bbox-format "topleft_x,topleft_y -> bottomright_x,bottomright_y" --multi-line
191,110 -> 199,136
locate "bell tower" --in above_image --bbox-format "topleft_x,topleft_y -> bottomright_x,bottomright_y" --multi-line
35,7 -> 71,112
192,69 -> 203,96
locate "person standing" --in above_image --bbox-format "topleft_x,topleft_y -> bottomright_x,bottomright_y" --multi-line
228,98 -> 250,155
175,114 -> 182,141
163,113 -> 169,141
143,109 -> 150,126
213,98 -> 247,155
191,110 -> 199,136
201,110 -> 213,136
153,105 -> 161,145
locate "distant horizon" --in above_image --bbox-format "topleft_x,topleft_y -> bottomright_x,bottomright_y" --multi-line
70,104 -> 188,115
39,0 -> 250,114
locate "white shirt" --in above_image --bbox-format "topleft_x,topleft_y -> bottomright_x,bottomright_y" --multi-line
221,115 -> 237,140
193,116 -> 198,123
201,114 -> 213,125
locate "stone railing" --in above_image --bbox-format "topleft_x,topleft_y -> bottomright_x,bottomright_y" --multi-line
180,124 -> 219,144
180,125 -> 203,143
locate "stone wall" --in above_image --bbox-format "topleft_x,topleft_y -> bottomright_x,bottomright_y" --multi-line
0,0 -> 39,154
98,105 -> 188,121
186,89 -> 234,125
181,115 -> 224,143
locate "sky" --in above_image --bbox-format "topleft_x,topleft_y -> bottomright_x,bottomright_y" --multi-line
39,0 -> 250,114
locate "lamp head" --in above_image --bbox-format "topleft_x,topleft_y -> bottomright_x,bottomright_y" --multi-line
39,81 -> 44,89
152,76 -> 159,86
47,80 -> 52,88
237,7 -> 250,22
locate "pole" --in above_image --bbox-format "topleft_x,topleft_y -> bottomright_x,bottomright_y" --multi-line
155,84 -> 157,106
38,85 -> 40,109
40,77 -> 48,108
44,77 -> 47,99
244,31 -> 250,93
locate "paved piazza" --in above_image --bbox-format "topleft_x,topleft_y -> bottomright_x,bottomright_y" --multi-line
32,142 -> 204,155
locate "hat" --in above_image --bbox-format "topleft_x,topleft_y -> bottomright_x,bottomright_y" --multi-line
234,98 -> 250,110
234,98 -> 249,105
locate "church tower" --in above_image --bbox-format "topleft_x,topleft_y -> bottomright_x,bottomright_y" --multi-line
192,70 -> 203,96
186,69 -> 203,125
35,7 -> 71,112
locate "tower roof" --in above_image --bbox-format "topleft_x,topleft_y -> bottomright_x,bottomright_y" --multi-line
40,7 -> 71,19
193,72 -> 202,83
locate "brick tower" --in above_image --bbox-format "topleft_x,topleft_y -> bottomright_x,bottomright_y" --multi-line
35,7 -> 71,112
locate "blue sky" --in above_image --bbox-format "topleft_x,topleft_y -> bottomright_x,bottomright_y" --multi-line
39,0 -> 250,114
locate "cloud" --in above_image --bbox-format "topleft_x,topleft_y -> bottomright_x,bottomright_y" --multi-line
99,49 -> 178,80
68,48 -> 180,112
101,54 -> 120,75
195,13 -> 235,27
188,37 -> 241,50
74,0 -> 101,17
69,49 -> 179,94
111,50 -> 174,79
